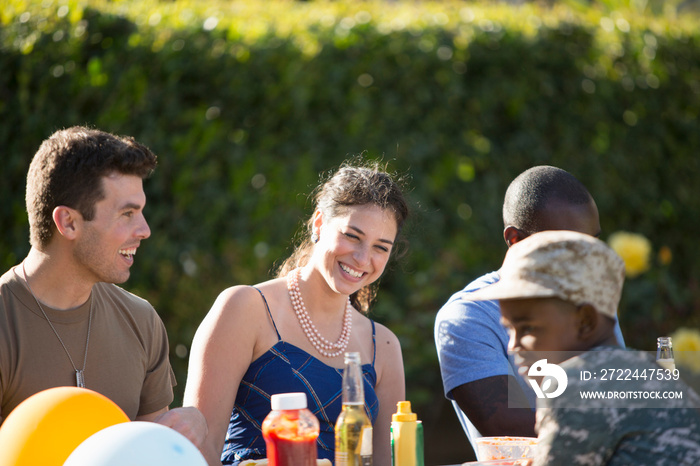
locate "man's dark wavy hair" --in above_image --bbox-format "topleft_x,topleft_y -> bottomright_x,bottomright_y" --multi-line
26,126 -> 157,249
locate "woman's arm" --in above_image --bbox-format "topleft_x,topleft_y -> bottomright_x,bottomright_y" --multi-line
372,323 -> 406,466
183,286 -> 266,466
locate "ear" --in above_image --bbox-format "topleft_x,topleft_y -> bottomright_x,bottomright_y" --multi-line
52,206 -> 81,240
311,209 -> 324,237
575,304 -> 599,340
504,226 -> 524,247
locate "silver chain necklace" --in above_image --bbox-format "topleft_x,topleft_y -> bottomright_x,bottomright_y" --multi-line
22,263 -> 93,388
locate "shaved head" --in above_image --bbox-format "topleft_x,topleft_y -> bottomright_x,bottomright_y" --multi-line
503,166 -> 596,236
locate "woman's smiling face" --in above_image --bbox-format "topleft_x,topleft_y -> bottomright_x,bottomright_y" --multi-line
311,203 -> 397,297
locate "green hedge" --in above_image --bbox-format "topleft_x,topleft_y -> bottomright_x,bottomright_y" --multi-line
2,0 -> 700,423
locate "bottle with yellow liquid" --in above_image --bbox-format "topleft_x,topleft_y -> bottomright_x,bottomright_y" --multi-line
335,352 -> 373,466
391,401 -> 424,466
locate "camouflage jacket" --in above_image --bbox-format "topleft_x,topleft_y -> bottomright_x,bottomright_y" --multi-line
534,346 -> 700,466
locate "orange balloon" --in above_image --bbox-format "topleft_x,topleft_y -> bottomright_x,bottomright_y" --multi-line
0,387 -> 129,466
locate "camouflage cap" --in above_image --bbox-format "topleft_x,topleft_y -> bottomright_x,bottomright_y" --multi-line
470,230 -> 625,318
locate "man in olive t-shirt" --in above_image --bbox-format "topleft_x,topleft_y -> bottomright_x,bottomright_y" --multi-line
0,126 -> 206,447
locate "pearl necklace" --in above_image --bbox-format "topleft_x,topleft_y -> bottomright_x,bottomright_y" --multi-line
286,268 -> 353,358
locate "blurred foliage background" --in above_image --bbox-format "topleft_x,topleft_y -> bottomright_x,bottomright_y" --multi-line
2,0 -> 699,462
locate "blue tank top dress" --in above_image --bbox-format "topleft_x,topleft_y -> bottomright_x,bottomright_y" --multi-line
221,288 -> 379,465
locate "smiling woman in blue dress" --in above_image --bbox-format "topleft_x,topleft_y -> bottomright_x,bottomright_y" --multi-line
184,161 -> 410,466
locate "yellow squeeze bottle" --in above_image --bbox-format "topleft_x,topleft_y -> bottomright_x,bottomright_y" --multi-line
390,401 -> 424,466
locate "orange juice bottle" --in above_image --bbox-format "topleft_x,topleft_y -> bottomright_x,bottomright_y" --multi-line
262,392 -> 319,466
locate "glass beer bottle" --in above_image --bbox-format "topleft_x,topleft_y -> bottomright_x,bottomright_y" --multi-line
656,336 -> 676,371
335,352 -> 373,466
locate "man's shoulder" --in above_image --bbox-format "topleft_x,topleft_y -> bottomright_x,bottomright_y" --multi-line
463,270 -> 501,293
556,347 -> 700,408
564,346 -> 652,371
0,266 -> 32,316
437,271 -> 501,319
444,271 -> 500,303
93,282 -> 157,318
0,266 -> 19,290
92,283 -> 168,349
435,271 -> 508,354
560,347 -> 658,387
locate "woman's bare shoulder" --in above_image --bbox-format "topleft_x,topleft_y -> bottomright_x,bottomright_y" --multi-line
214,277 -> 284,310
371,319 -> 401,346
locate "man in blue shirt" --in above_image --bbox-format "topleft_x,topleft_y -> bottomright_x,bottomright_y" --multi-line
434,166 -> 625,453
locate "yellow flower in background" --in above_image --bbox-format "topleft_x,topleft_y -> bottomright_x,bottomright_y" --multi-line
608,231 -> 651,278
658,245 -> 672,266
670,327 -> 700,373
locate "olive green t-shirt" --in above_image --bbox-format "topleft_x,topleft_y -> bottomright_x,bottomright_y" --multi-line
0,265 -> 176,423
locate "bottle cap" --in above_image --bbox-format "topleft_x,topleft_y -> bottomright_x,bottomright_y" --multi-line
271,392 -> 307,410
392,400 -> 417,422
657,336 -> 672,347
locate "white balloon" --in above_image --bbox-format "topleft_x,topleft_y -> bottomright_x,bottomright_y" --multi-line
63,421 -> 207,466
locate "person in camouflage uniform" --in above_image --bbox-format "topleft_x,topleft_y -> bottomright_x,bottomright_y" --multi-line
469,230 -> 700,465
